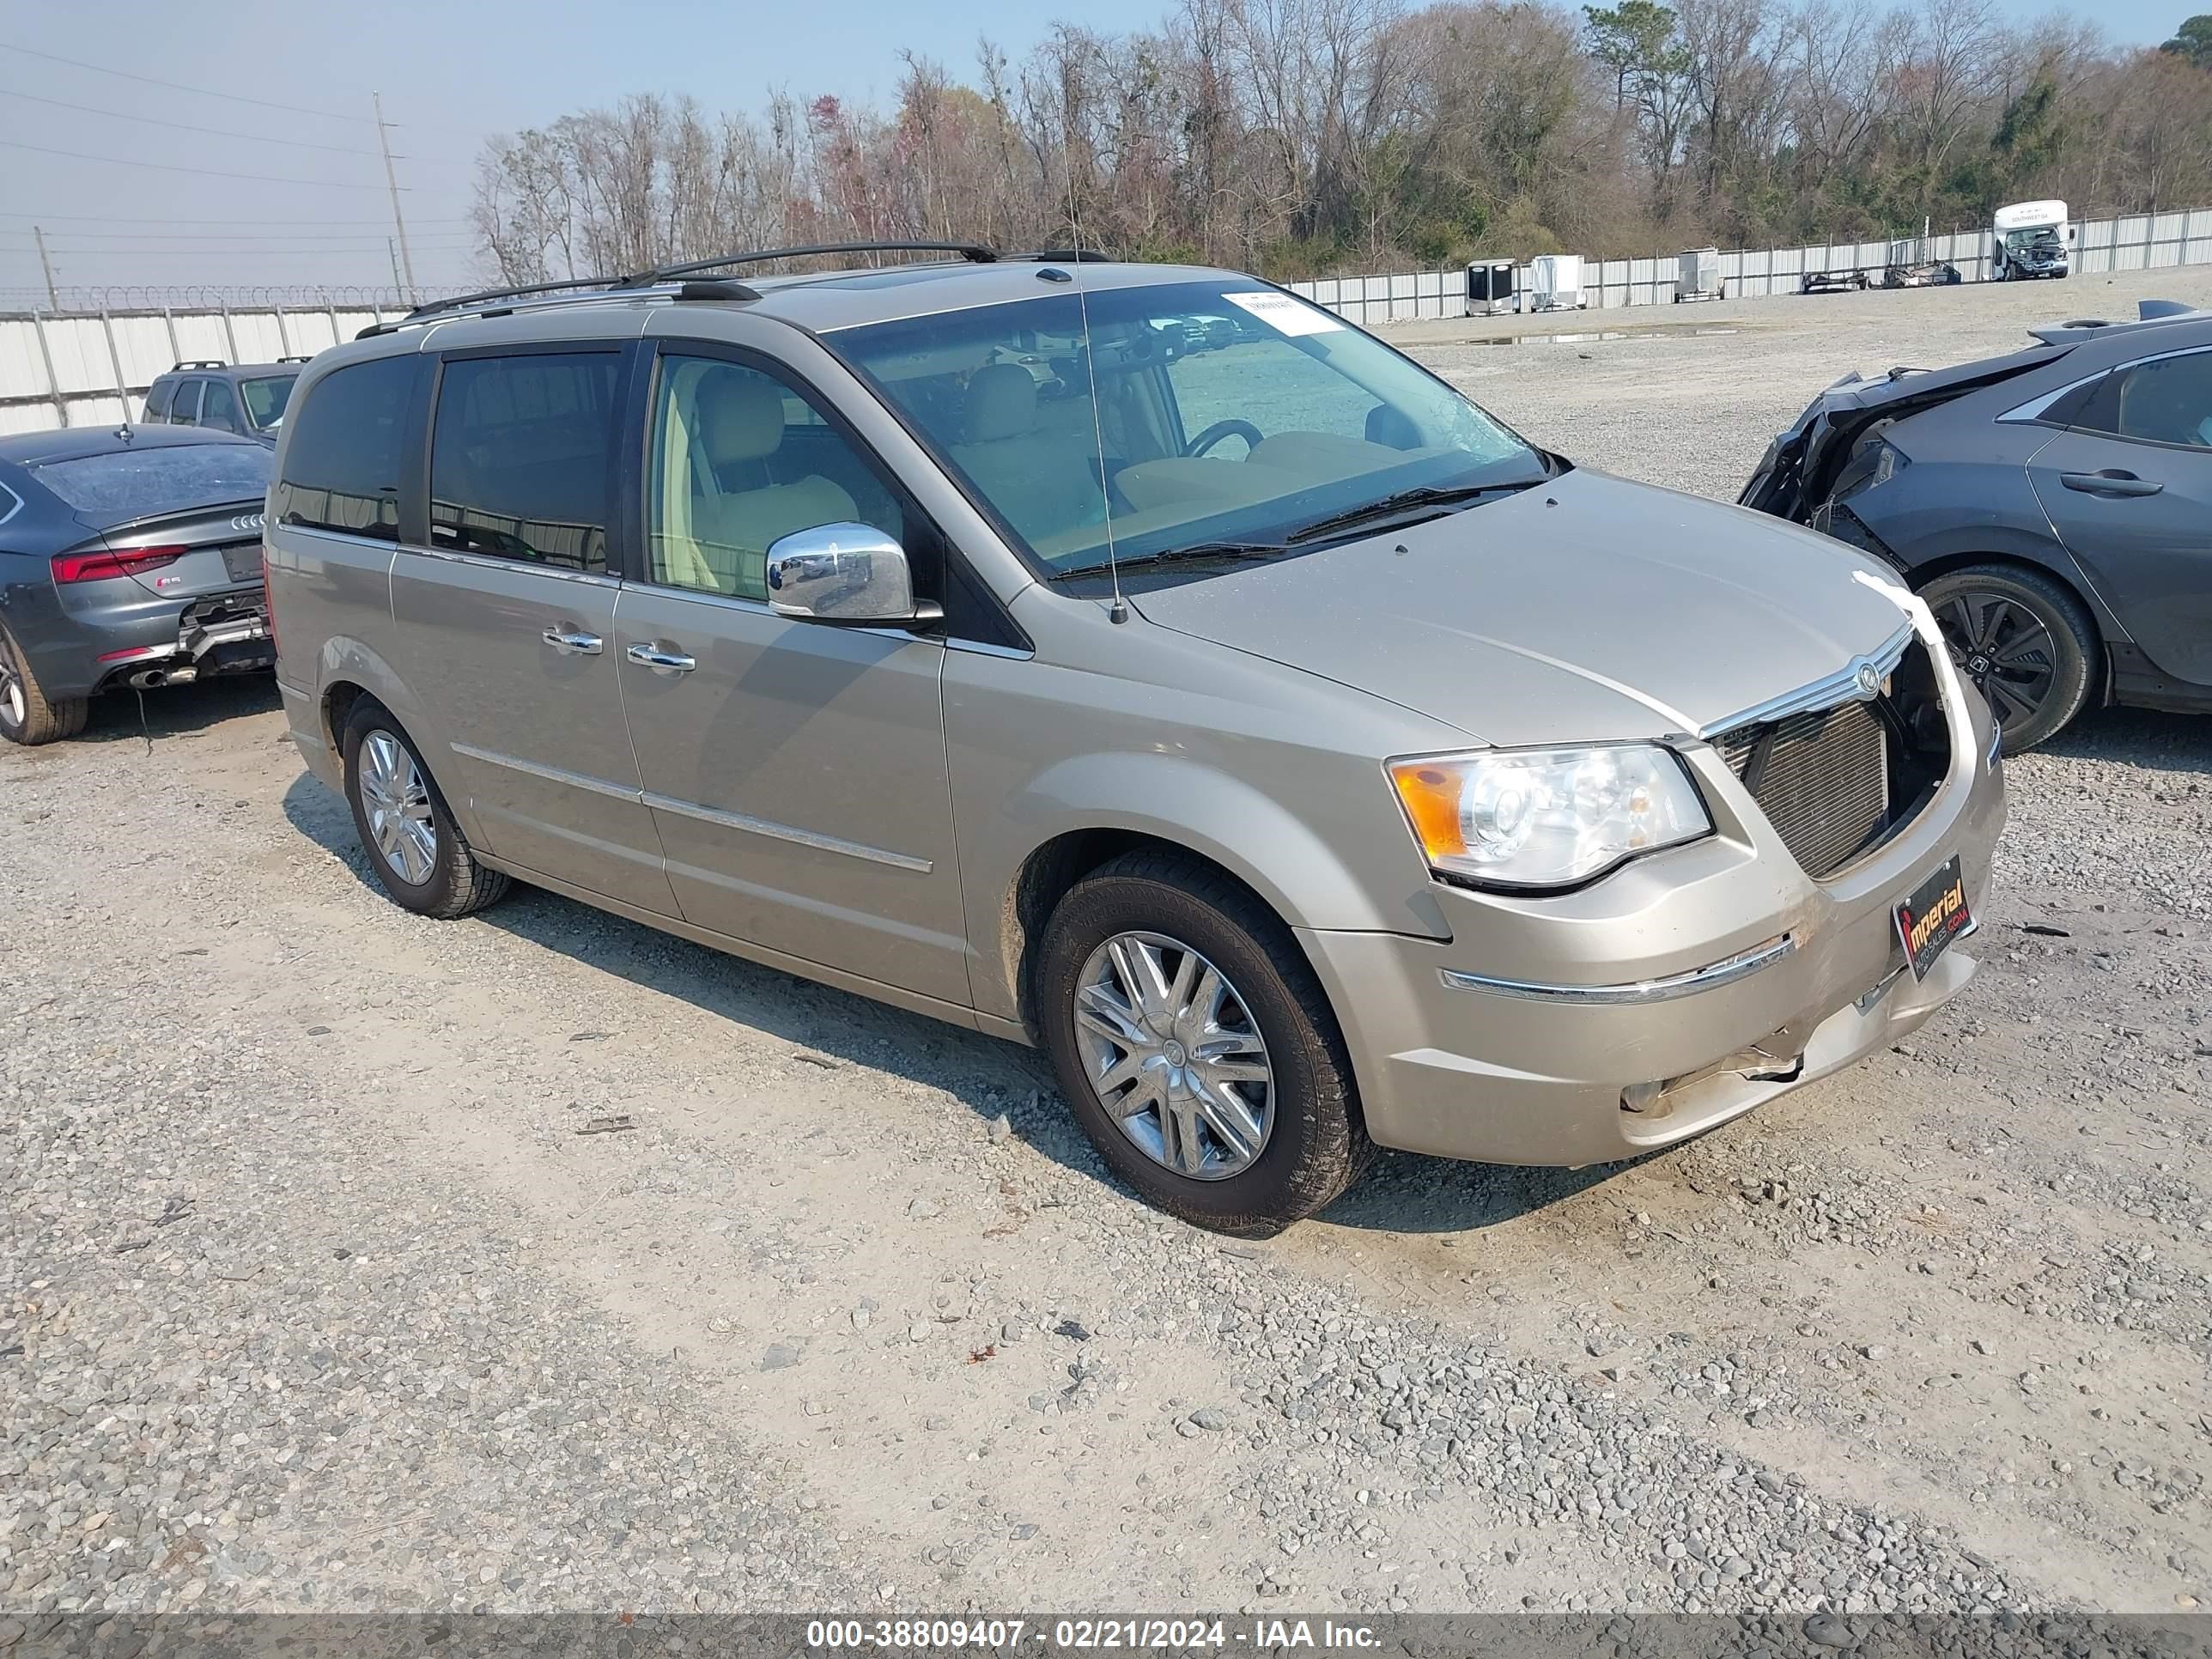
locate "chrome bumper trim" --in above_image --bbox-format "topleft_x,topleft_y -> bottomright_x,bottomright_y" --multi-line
1698,622 -> 1915,740
1439,933 -> 1798,1004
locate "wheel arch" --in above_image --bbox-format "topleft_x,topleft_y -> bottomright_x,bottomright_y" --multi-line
1910,552 -> 2113,714
984,761 -> 1437,1042
307,637 -> 484,836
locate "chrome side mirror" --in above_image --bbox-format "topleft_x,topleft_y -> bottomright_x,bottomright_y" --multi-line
764,522 -> 941,626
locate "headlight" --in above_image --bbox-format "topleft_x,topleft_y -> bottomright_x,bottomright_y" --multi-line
1387,744 -> 1711,890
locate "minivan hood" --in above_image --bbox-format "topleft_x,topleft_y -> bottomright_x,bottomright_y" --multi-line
1127,468 -> 1911,745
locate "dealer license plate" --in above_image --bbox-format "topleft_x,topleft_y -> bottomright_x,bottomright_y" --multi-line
1893,854 -> 1972,981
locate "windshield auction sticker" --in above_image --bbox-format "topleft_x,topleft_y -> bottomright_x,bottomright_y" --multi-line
1223,290 -> 1346,335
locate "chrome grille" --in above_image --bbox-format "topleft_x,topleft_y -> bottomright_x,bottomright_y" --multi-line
1717,698 -> 1890,879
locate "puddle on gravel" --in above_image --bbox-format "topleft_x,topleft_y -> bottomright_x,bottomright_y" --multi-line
1464,324 -> 1743,346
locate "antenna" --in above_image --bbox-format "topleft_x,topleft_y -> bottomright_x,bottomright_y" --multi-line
1058,122 -> 1125,623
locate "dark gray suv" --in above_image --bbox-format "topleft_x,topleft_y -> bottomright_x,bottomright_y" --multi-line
143,359 -> 307,447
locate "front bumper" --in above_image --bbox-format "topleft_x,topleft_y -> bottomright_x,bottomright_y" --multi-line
1301,650 -> 2007,1168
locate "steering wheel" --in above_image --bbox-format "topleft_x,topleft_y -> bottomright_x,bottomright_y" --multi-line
1185,418 -> 1265,458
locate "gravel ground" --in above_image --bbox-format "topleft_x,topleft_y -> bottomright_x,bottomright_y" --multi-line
5,270 -> 2210,1628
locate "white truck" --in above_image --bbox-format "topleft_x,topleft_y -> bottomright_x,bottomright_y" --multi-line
1991,200 -> 2072,280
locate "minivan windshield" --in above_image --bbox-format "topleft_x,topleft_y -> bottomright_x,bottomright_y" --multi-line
827,278 -> 1546,577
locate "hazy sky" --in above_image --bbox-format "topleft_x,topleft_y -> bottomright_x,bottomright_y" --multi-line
0,0 -> 2191,301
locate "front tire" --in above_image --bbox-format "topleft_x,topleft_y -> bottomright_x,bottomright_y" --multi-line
341,702 -> 510,918
0,625 -> 87,747
1919,563 -> 2100,751
1035,851 -> 1369,1236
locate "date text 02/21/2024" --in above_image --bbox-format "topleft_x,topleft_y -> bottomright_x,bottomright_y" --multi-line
801,1620 -> 1381,1650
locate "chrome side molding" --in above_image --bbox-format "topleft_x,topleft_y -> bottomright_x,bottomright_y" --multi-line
1439,933 -> 1797,1004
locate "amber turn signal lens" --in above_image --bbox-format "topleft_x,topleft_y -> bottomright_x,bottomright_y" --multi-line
1389,761 -> 1467,860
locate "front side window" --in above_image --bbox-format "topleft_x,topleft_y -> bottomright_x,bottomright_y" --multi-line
199,379 -> 244,435
2078,350 -> 2212,449
827,278 -> 1542,578
240,374 -> 297,432
647,354 -> 903,600
274,356 -> 415,541
429,353 -> 617,572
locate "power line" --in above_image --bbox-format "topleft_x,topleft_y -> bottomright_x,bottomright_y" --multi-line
0,43 -> 486,137
0,210 -> 471,225
0,137 -> 406,188
5,241 -> 477,254
0,226 -> 477,241
0,87 -> 459,161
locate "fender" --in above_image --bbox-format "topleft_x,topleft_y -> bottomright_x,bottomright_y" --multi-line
965,749 -> 1450,1023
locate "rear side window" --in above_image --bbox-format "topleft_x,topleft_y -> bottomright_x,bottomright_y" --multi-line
170,380 -> 204,425
200,378 -> 244,435
428,353 -> 617,572
143,380 -> 175,422
2076,349 -> 2212,449
273,356 -> 416,541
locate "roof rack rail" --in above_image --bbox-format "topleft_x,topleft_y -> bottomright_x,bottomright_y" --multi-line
619,240 -> 997,285
353,241 -> 1003,340
172,359 -> 226,371
396,274 -> 625,325
276,355 -> 313,364
1008,248 -> 1112,263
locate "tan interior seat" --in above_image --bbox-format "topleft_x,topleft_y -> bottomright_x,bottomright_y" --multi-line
656,364 -> 855,597
948,364 -> 1107,546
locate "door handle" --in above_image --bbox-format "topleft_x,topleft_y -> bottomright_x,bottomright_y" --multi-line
2060,470 -> 2164,496
541,626 -> 604,656
625,641 -> 696,675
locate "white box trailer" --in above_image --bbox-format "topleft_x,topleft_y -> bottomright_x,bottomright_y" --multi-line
1674,247 -> 1722,301
1528,253 -> 1586,313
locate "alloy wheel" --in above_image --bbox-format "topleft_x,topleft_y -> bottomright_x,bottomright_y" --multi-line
359,730 -> 438,885
1933,589 -> 2057,733
1072,931 -> 1274,1180
0,636 -> 22,732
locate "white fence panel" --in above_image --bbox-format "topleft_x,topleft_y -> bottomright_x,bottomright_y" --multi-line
1304,200 -> 2212,324
0,319 -> 51,400
229,312 -> 287,362
0,305 -> 407,426
46,318 -> 115,397
172,313 -> 231,364
111,315 -> 174,387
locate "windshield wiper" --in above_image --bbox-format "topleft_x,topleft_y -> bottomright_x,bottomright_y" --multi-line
1054,539 -> 1290,579
1282,479 -> 1540,544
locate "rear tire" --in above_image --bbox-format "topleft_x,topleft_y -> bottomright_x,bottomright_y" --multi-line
0,625 -> 88,747
1035,851 -> 1370,1236
341,702 -> 510,919
1919,562 -> 2100,752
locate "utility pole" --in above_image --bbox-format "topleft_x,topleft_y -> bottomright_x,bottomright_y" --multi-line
372,92 -> 416,297
387,237 -> 403,297
33,225 -> 59,309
